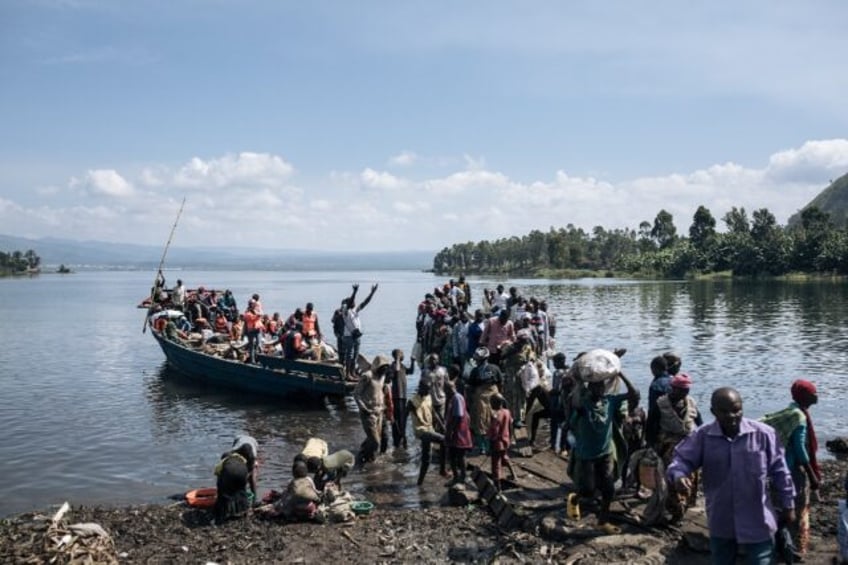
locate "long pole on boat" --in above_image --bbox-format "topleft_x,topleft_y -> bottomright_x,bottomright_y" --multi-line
142,196 -> 186,333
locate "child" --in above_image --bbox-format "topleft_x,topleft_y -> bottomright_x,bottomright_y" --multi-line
274,460 -> 322,522
487,394 -> 517,491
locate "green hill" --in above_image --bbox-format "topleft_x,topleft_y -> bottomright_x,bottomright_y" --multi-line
788,171 -> 848,228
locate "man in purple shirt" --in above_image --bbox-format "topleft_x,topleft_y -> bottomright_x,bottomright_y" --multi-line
666,387 -> 795,565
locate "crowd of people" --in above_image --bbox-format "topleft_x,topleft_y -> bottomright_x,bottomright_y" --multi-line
151,272 -> 847,564
147,274 -> 379,371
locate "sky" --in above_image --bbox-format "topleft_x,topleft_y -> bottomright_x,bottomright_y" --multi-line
1,1 -> 848,252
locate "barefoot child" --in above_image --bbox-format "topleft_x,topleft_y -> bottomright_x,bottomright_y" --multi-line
488,394 -> 517,491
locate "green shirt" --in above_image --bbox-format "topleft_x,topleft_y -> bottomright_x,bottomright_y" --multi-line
570,392 -> 628,460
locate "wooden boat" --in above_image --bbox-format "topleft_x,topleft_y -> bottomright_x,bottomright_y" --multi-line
150,329 -> 354,401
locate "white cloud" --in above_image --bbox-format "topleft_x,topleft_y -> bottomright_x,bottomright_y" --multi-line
392,200 -> 430,214
360,168 -> 406,190
74,169 -> 134,197
2,140 -> 847,252
766,139 -> 848,183
388,151 -> 418,167
173,152 -> 294,191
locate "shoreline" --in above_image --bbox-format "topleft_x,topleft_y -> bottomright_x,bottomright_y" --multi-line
3,458 -> 845,563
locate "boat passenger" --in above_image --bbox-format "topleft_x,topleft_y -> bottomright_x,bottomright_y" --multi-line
407,379 -> 446,485
230,315 -> 244,342
302,302 -> 321,341
387,349 -> 414,449
761,379 -> 821,557
569,371 -> 639,532
480,308 -> 515,366
172,279 -> 186,310
467,346 -> 501,454
152,270 -> 167,303
247,293 -> 261,315
331,300 -> 347,364
266,312 -> 280,336
283,323 -> 309,360
341,283 -> 379,377
651,373 -> 702,523
420,354 -> 448,434
380,379 -> 394,455
488,394 -> 517,492
285,308 -> 303,332
217,289 -> 238,322
213,312 -> 229,334
164,320 -> 188,344
667,387 -> 794,564
645,355 -> 672,449
243,302 -> 262,363
444,378 -> 472,485
354,354 -> 389,466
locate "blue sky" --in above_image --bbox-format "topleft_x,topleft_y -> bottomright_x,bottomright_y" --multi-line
1,1 -> 847,252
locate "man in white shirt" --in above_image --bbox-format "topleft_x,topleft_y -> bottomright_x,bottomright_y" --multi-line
341,283 -> 379,376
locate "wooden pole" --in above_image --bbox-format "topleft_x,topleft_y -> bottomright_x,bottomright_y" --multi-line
142,197 -> 186,333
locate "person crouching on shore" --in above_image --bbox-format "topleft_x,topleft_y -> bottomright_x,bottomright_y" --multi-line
213,435 -> 259,524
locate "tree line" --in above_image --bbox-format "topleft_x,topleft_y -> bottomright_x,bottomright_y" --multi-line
432,205 -> 848,278
0,249 -> 41,275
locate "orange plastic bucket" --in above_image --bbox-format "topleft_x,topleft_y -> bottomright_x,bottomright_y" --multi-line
185,487 -> 217,509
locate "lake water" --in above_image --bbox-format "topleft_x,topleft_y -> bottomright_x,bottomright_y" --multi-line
1,270 -> 846,517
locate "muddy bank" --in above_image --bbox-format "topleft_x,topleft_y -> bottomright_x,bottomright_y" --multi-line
2,458 -> 845,564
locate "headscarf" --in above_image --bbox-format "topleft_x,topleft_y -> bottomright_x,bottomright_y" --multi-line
670,372 -> 693,390
790,379 -> 820,481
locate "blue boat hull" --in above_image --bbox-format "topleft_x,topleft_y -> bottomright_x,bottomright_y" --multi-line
152,331 -> 353,401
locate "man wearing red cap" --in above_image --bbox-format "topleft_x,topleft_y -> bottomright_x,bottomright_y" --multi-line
761,379 -> 821,558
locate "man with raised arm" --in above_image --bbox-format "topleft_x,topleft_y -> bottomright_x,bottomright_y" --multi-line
341,283 -> 378,376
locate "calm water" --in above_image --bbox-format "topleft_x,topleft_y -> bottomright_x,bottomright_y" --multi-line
0,270 -> 846,517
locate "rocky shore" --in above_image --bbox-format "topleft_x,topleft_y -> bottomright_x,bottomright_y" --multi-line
2,458 -> 845,564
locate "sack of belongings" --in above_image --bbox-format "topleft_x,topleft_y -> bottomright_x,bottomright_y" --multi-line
574,349 -> 621,383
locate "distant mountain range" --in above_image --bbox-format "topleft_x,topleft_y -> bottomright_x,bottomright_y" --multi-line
0,234 -> 435,271
788,171 -> 848,228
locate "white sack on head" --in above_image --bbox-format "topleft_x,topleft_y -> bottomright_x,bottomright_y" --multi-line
575,349 -> 621,383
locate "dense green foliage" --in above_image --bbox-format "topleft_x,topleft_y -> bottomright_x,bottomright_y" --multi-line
0,249 -> 41,275
433,205 -> 848,278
